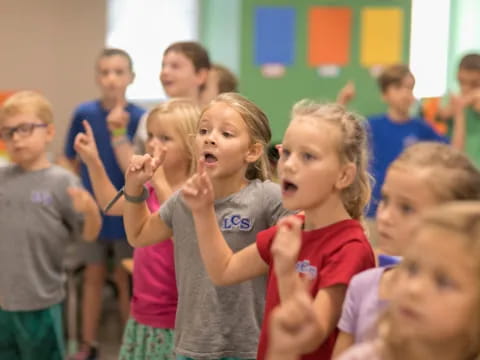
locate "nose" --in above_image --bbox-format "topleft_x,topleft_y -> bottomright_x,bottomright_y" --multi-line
281,153 -> 297,173
376,202 -> 393,226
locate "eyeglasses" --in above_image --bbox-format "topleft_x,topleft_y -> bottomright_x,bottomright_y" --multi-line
0,123 -> 48,141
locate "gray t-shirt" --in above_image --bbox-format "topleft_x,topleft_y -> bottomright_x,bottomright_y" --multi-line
0,165 -> 84,311
160,179 -> 289,359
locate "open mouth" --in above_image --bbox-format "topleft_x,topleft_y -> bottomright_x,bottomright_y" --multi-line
203,152 -> 218,164
282,180 -> 298,194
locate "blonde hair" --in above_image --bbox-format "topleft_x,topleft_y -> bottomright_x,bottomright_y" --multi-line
391,142 -> 480,202
202,92 -> 272,181
0,91 -> 54,125
291,101 -> 371,222
146,98 -> 200,176
379,201 -> 480,360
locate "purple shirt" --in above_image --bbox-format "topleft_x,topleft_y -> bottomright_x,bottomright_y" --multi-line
130,183 -> 177,328
338,341 -> 382,360
337,267 -> 390,343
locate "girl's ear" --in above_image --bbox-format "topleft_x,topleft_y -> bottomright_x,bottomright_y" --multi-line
196,68 -> 209,88
246,143 -> 263,163
336,162 -> 356,190
46,123 -> 56,143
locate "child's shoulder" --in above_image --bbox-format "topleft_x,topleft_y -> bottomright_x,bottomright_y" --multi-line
349,266 -> 385,289
73,100 -> 102,116
250,179 -> 281,196
44,165 -> 81,186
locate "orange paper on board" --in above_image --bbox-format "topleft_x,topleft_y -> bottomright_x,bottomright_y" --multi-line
308,7 -> 352,66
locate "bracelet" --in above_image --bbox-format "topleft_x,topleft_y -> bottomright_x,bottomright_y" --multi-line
111,127 -> 127,137
111,135 -> 130,147
124,185 -> 149,203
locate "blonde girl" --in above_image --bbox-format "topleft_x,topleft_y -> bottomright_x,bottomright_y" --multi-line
182,101 -> 376,360
333,142 -> 480,358
74,98 -> 199,360
123,93 -> 290,360
338,201 -> 480,360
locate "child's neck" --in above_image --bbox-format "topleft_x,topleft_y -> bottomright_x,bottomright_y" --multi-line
18,155 -> 51,172
211,175 -> 249,200
387,108 -> 411,123
101,97 -> 127,111
402,338 -> 471,360
303,195 -> 351,231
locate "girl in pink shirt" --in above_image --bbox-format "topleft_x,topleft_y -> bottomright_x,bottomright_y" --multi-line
74,98 -> 199,359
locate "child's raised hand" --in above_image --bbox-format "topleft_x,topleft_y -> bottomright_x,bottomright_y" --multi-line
268,278 -> 319,358
67,187 -> 94,214
336,81 -> 356,106
107,100 -> 130,133
125,154 -> 162,192
271,216 -> 303,278
150,138 -> 172,201
74,120 -> 100,165
181,158 -> 214,213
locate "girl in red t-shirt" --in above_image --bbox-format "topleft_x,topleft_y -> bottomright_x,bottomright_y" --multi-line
182,100 -> 376,360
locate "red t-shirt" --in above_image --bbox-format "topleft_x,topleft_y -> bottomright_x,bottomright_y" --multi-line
256,218 -> 375,360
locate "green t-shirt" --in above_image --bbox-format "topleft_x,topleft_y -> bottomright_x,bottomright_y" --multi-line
464,107 -> 480,168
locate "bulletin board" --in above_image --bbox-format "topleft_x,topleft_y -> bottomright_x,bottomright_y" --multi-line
240,0 -> 412,142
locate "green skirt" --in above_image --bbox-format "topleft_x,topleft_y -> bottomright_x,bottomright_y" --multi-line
119,318 -> 175,360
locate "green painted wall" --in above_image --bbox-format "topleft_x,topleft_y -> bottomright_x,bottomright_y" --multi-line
447,0 -> 480,92
200,0 -> 411,142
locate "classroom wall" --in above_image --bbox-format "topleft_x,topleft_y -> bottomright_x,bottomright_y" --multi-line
0,0 -> 107,157
201,0 -> 412,143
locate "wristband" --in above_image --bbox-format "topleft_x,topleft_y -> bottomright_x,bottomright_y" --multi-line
111,127 -> 127,137
111,135 -> 129,147
124,185 -> 149,203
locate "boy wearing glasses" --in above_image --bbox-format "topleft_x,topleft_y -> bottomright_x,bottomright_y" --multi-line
63,48 -> 144,360
0,91 -> 101,360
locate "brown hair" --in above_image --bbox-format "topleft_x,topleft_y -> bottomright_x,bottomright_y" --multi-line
391,142 -> 480,202
0,91 -> 54,125
212,64 -> 238,93
146,98 -> 200,176
379,201 -> 480,360
459,53 -> 480,72
377,64 -> 414,93
97,48 -> 134,72
164,41 -> 211,73
201,92 -> 271,181
291,101 -> 371,223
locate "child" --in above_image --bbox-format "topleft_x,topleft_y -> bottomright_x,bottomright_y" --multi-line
337,201 -> 480,359
123,92 -> 290,360
73,98 -> 199,359
200,63 -> 239,106
63,48 -> 145,359
331,142 -> 480,357
447,53 -> 480,168
364,64 -> 447,239
182,101 -> 376,360
268,202 -> 480,360
0,91 -> 101,360
133,41 -> 211,155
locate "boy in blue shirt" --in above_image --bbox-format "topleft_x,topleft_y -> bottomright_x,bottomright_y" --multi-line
365,65 -> 448,244
63,48 -> 145,360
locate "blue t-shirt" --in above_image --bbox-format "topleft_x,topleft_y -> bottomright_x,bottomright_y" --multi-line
64,100 -> 145,240
367,113 -> 448,218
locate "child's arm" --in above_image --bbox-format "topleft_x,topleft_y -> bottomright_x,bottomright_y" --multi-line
182,160 -> 269,285
74,120 -> 125,215
107,101 -> 135,172
123,153 -> 173,247
67,187 -> 102,241
271,216 -> 304,301
451,95 -> 469,150
267,279 -> 319,360
332,332 -> 355,358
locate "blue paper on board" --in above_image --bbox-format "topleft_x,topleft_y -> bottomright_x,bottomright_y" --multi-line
254,6 -> 295,66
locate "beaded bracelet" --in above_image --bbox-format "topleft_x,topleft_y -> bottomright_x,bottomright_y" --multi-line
111,135 -> 130,147
111,127 -> 127,137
